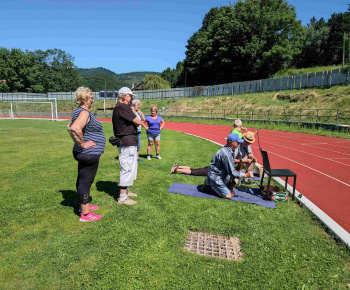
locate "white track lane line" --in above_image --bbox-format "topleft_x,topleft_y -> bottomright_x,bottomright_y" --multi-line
261,140 -> 350,167
267,150 -> 350,187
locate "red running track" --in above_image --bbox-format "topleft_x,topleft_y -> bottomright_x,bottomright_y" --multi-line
164,122 -> 350,234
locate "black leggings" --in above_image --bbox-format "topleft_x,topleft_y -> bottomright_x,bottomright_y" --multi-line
190,166 -> 210,176
73,151 -> 100,205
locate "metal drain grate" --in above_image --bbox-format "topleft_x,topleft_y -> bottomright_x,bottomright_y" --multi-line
185,231 -> 243,261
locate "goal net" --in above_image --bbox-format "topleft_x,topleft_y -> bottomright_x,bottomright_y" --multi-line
9,98 -> 58,121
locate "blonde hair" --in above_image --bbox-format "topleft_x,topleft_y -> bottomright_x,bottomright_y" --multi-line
75,87 -> 93,106
150,106 -> 158,113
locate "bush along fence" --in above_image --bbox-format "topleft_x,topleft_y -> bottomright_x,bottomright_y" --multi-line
1,68 -> 349,102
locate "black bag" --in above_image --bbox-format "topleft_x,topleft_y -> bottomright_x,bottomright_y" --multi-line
109,136 -> 121,147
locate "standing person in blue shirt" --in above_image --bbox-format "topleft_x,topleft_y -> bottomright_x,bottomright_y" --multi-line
142,106 -> 165,160
67,87 -> 106,222
131,99 -> 145,162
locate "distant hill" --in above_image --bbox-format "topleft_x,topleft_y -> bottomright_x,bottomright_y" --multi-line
78,67 -> 118,77
78,67 -> 161,86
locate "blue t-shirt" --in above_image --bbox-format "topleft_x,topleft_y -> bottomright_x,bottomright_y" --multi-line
145,115 -> 163,135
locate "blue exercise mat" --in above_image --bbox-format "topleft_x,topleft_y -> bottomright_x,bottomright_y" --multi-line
167,183 -> 276,208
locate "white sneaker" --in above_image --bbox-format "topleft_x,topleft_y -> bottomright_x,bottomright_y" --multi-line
156,155 -> 162,160
147,155 -> 151,160
118,198 -> 138,205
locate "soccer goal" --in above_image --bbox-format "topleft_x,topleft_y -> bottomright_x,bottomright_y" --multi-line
9,98 -> 58,121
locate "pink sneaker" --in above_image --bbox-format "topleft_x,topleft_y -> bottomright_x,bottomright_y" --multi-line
79,212 -> 102,222
78,204 -> 99,213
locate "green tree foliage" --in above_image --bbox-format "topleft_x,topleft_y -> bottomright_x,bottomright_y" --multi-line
161,61 -> 184,87
81,74 -> 127,91
184,0 -> 304,85
0,47 -> 81,92
293,17 -> 330,68
143,75 -> 171,90
322,8 -> 350,65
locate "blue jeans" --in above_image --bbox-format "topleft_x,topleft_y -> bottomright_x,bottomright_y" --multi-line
137,131 -> 141,151
211,183 -> 231,197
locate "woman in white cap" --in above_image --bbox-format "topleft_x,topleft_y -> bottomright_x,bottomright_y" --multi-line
131,99 -> 145,162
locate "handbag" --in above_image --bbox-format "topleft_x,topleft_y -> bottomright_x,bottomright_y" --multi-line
109,136 -> 121,147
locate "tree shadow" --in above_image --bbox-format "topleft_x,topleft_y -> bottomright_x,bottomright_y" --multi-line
96,181 -> 119,201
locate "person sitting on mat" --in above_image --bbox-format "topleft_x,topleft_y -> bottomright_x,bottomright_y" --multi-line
234,131 -> 258,178
170,164 -> 209,176
204,133 -> 249,199
230,119 -> 247,138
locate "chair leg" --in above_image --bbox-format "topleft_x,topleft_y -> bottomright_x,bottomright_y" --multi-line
285,177 -> 288,191
260,171 -> 265,188
292,176 -> 297,200
266,176 -> 271,195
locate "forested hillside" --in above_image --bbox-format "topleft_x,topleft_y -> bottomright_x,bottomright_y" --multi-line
78,68 -> 161,91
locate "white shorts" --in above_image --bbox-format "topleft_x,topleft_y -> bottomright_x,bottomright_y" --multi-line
118,146 -> 138,187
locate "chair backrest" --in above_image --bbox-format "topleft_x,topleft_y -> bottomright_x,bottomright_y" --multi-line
260,149 -> 271,173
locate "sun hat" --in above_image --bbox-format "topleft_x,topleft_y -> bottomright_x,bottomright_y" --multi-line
118,87 -> 137,97
227,133 -> 244,143
243,131 -> 255,143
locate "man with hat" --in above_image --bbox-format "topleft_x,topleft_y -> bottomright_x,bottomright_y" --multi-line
234,131 -> 258,178
204,133 -> 245,199
112,87 -> 142,205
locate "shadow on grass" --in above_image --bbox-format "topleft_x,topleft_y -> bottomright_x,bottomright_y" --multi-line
59,190 -> 80,215
96,181 -> 119,201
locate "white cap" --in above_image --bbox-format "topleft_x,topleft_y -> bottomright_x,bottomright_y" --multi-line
118,87 -> 136,97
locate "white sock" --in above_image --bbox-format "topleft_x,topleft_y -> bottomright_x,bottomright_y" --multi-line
119,193 -> 127,201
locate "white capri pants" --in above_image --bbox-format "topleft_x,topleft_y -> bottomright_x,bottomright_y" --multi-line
118,146 -> 138,187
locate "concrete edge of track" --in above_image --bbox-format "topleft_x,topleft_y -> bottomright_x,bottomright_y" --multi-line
184,132 -> 350,248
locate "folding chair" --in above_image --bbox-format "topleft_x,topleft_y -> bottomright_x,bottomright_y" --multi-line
259,149 -> 297,200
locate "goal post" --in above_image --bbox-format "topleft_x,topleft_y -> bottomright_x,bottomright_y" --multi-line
9,98 -> 58,121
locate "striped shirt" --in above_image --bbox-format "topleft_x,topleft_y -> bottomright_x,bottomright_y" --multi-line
72,107 -> 106,155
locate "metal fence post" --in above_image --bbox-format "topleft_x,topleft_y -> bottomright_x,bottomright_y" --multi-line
252,110 -> 254,120
211,109 -> 213,118
268,110 -> 270,121
224,109 -> 226,118
336,110 -> 339,126
300,109 -> 302,121
316,110 -> 319,123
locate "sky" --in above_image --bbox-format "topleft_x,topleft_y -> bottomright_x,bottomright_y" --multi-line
1,0 -> 348,74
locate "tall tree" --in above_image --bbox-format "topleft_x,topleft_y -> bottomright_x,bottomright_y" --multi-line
323,9 -> 350,65
184,0 -> 304,85
161,61 -> 185,87
0,47 -> 81,92
293,17 -> 329,68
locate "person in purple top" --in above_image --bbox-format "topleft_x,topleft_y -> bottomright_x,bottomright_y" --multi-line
142,106 -> 165,160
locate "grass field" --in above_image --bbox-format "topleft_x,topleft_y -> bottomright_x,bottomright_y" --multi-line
1,119 -> 350,289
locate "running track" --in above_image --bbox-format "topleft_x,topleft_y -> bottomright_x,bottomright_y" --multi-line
164,122 -> 350,239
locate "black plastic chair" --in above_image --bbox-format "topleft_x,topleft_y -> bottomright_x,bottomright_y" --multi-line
259,149 -> 297,199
